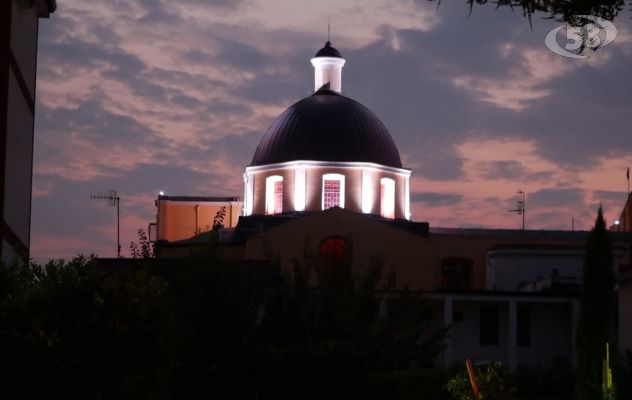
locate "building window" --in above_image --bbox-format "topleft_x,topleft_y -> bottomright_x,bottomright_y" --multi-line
319,236 -> 346,264
517,305 -> 531,347
380,177 -> 395,219
480,305 -> 499,346
265,175 -> 283,215
322,173 -> 345,210
318,236 -> 351,289
441,258 -> 472,290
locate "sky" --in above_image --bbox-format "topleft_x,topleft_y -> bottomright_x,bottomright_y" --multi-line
32,0 -> 632,260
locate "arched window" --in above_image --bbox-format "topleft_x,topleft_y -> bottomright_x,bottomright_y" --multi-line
380,177 -> 395,219
319,236 -> 346,264
318,236 -> 352,289
322,173 -> 345,210
441,257 -> 472,290
265,175 -> 283,215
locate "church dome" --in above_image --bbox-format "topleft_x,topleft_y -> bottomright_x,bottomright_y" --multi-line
250,89 -> 402,168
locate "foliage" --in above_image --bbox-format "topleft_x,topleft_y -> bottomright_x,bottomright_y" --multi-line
213,205 -> 227,229
445,362 -> 517,400
614,350 -> 632,399
0,255 -> 175,399
0,239 -> 446,399
431,0 -> 628,25
129,228 -> 154,258
514,358 -> 576,400
575,207 -> 616,400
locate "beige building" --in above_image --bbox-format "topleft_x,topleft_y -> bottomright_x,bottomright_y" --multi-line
151,195 -> 241,243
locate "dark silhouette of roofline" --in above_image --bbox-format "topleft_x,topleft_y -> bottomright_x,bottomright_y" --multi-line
158,195 -> 240,202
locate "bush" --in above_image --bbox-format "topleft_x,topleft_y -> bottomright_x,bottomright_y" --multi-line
514,358 -> 575,400
0,251 -> 446,399
445,362 -> 517,400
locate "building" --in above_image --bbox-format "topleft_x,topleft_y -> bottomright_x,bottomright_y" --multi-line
611,191 -> 632,352
0,0 -> 56,263
150,195 -> 241,242
611,191 -> 632,233
152,41 -> 632,368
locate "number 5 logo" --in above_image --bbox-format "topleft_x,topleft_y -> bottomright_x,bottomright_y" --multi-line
545,16 -> 617,58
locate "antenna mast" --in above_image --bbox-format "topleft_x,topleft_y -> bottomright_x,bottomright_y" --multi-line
508,190 -> 526,230
90,190 -> 121,257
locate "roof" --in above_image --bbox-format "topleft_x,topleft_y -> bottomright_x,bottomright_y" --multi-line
235,209 -> 429,237
315,41 -> 343,58
251,89 -> 403,168
158,195 -> 240,202
430,227 -> 632,242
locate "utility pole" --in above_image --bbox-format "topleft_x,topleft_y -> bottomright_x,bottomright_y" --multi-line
509,190 -> 526,230
91,190 -> 121,257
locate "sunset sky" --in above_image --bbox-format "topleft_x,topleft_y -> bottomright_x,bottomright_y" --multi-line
31,0 -> 632,260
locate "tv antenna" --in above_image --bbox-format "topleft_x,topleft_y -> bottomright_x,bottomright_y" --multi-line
328,19 -> 331,42
508,190 -> 526,230
90,190 -> 121,258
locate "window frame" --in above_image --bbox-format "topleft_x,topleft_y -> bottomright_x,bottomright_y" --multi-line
321,173 -> 345,210
265,175 -> 283,215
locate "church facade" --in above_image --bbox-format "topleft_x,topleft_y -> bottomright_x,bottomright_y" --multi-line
150,42 -> 632,368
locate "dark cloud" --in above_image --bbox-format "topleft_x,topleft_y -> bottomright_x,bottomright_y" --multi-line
411,192 -> 463,207
35,99 -> 160,148
528,188 -> 585,208
592,189 -> 628,203
477,160 -> 554,181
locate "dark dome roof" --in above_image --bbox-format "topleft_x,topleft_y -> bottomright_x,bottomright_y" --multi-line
251,90 -> 402,168
315,41 -> 343,58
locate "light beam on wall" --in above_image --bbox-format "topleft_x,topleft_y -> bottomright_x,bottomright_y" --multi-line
244,173 -> 254,216
380,177 -> 395,219
294,166 -> 306,211
362,169 -> 373,214
405,176 -> 411,220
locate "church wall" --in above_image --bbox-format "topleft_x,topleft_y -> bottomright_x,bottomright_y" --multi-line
258,209 -> 435,289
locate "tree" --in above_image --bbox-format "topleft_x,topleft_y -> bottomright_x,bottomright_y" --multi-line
433,0 -> 629,25
129,228 -> 154,259
575,206 -> 616,400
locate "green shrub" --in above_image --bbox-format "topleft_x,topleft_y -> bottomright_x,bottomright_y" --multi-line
445,362 -> 517,400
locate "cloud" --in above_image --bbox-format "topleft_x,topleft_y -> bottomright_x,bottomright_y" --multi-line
528,188 -> 585,208
411,192 -> 462,207
30,0 -> 632,259
476,160 -> 554,182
